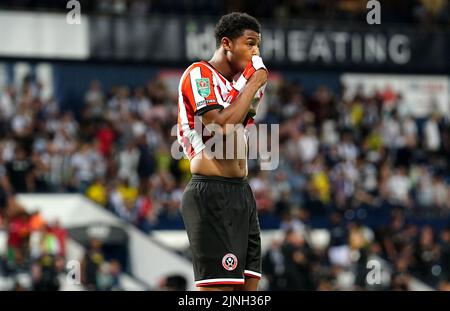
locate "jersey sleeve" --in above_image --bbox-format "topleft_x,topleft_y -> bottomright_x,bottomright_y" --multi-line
182,64 -> 223,116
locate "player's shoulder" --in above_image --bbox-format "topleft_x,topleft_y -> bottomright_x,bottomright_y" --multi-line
179,61 -> 216,95
181,61 -> 214,80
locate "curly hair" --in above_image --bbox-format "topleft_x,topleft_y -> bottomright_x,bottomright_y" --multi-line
214,12 -> 261,48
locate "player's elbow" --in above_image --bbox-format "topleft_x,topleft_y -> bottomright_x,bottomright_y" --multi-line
206,121 -> 234,136
202,109 -> 243,136
214,114 -> 241,136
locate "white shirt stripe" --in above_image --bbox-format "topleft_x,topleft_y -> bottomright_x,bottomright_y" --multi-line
189,66 -> 206,108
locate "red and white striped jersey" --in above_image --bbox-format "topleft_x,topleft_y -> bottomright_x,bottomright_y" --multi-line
177,61 -> 234,160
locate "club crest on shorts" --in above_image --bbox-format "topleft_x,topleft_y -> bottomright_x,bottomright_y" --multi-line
222,253 -> 238,271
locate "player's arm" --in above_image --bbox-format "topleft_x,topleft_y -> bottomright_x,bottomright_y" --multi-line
202,69 -> 267,135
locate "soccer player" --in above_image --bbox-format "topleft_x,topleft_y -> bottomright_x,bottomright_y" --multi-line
177,12 -> 268,291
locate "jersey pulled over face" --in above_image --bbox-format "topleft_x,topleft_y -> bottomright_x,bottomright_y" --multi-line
177,61 -> 237,160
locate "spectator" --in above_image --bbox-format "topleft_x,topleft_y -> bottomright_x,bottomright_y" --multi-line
440,227 -> 450,284
70,142 -> 105,192
424,112 -> 442,153
32,255 -> 60,291
297,126 -> 319,163
412,226 -> 440,284
86,177 -> 108,206
262,239 -> 288,291
84,80 -> 105,120
282,229 -> 314,290
118,141 -> 139,187
81,239 -> 105,291
95,119 -> 116,158
6,146 -> 35,193
97,260 -> 122,291
386,166 -> 411,208
160,274 -> 188,291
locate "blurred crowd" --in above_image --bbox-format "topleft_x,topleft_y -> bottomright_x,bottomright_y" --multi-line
81,238 -> 124,291
0,196 -> 124,291
255,74 -> 450,290
0,196 -> 68,291
0,73 -> 167,290
262,210 -> 450,291
255,78 -> 450,221
2,0 -> 450,26
0,67 -> 449,290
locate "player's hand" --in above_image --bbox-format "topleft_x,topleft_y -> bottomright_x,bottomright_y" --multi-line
233,56 -> 268,92
243,55 -> 267,80
225,56 -> 267,105
249,68 -> 268,89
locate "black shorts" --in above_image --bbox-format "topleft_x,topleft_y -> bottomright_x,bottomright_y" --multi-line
181,174 -> 262,287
